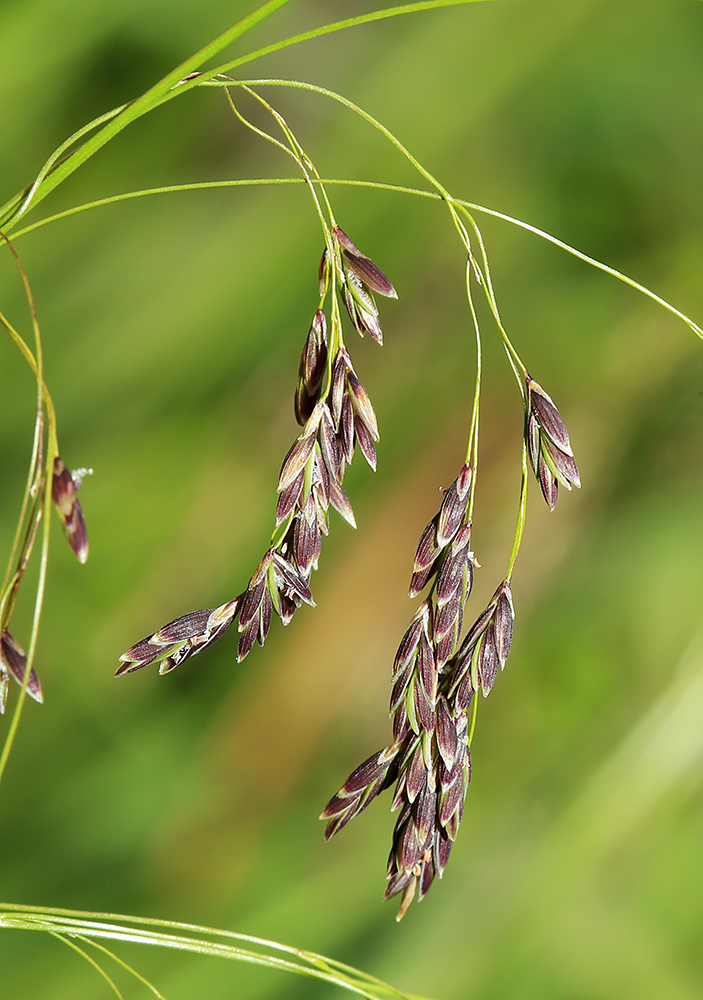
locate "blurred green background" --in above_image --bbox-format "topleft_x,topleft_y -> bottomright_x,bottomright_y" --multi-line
2,0 -> 703,996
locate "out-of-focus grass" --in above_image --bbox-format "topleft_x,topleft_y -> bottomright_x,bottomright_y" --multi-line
1,1 -> 703,997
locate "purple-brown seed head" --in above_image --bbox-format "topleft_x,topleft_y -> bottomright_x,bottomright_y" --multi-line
526,375 -> 580,510
0,630 -> 43,708
52,457 -> 89,564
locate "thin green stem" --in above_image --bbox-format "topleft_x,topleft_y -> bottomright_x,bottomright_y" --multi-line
0,431 -> 55,785
245,85 -> 335,230
0,2 -> 491,232
224,77 -> 703,339
0,314 -> 55,427
233,86 -> 331,240
6,179 -> 301,239
468,688 -> 478,746
4,179 -> 431,241
246,89 -> 336,226
0,237 -> 52,468
0,242 -> 56,785
505,439 -> 529,582
456,208 -> 529,582
50,932 -> 125,999
0,305 -> 57,630
1,915 -> 411,999
216,78 -> 449,201
457,205 -> 527,395
461,200 -> 703,341
9,104 -> 128,227
0,313 -> 43,606
464,260 -> 482,524
0,0 -> 294,228
76,935 -> 168,1000
5,177 -> 700,350
222,78 -> 471,270
224,90 -> 300,166
0,903 -> 428,998
1,496 -> 42,632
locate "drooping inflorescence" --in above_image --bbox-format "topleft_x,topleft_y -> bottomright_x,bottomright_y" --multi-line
320,461 -> 509,918
117,226 -> 396,675
0,631 -> 43,715
322,365 -> 579,917
51,458 -> 90,565
526,374 -> 580,510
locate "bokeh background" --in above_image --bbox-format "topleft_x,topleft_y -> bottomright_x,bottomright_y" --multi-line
2,0 -> 703,997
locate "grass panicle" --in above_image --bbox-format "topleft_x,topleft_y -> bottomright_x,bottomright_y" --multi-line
1,0 -> 701,990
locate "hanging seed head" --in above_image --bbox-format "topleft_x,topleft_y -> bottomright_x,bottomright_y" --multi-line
448,580 -> 515,702
409,464 -> 472,598
343,273 -> 384,344
324,549 -> 479,918
332,226 -> 396,345
380,705 -> 471,918
116,599 -> 240,677
526,375 -> 580,510
52,457 -> 89,563
321,452 -> 480,918
437,463 -> 472,548
1,630 -> 43,705
333,227 -> 397,299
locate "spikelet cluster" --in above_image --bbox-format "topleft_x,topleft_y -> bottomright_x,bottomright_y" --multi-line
117,227 -> 396,676
526,374 -> 580,510
322,460 -> 520,917
51,458 -> 89,564
0,631 -> 43,715
321,365 -> 582,916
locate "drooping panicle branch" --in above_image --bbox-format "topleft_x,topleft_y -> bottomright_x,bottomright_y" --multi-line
117,209 -> 396,676
321,211 -> 585,919
322,460 -> 487,918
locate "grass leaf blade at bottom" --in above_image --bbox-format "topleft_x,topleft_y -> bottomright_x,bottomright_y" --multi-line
0,906 -> 428,1000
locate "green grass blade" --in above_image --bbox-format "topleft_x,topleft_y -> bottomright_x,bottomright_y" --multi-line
0,1 -> 491,232
0,906 -> 427,1000
0,0 -> 293,229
